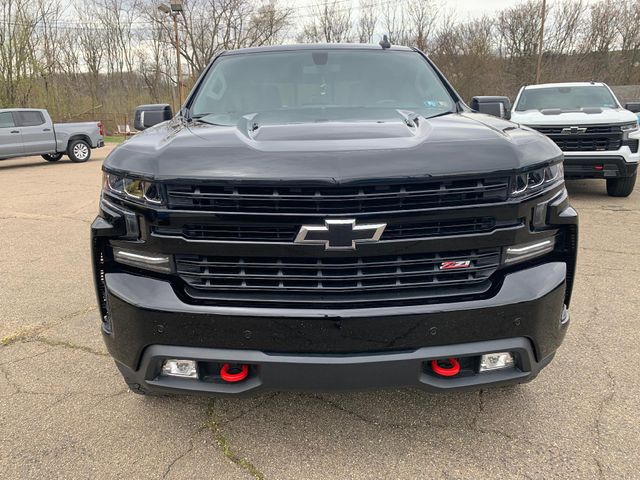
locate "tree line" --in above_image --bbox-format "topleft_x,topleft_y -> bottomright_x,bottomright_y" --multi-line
2,0 -> 640,132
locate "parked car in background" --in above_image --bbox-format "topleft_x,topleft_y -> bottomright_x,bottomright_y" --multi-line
0,108 -> 104,163
510,82 -> 639,197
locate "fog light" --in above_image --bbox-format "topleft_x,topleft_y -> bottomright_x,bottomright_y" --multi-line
161,359 -> 198,378
479,352 -> 514,372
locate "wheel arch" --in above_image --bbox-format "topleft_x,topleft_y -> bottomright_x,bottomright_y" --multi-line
67,134 -> 92,149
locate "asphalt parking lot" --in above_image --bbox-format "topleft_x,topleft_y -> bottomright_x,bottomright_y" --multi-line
1,144 -> 639,479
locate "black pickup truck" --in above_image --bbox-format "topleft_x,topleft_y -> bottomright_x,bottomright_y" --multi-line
92,44 -> 577,395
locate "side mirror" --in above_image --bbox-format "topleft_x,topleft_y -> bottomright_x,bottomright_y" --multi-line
624,102 -> 640,113
471,96 -> 512,120
134,104 -> 173,131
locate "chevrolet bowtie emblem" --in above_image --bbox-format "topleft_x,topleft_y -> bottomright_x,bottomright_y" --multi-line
561,126 -> 588,134
295,219 -> 386,250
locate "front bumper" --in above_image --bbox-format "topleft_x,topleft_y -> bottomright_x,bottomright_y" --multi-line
116,337 -> 558,395
103,261 -> 570,394
563,154 -> 638,179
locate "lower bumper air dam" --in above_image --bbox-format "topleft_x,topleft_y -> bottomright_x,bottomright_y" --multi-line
114,337 -> 558,395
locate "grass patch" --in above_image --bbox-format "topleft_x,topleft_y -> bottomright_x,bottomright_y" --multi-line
104,135 -> 128,144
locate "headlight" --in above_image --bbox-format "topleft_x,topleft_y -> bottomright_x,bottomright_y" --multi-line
103,172 -> 163,205
620,122 -> 639,132
510,162 -> 563,197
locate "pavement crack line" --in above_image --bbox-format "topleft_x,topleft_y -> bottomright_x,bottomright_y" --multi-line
311,393 -> 462,431
581,297 -> 617,479
1,305 -> 97,346
473,388 -> 485,430
0,348 -> 53,367
206,399 -> 266,480
0,363 -> 20,395
161,427 -> 205,479
30,337 -> 109,357
217,393 -> 278,427
471,388 -> 571,462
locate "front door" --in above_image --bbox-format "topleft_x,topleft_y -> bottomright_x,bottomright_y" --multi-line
0,112 -> 23,158
15,111 -> 56,155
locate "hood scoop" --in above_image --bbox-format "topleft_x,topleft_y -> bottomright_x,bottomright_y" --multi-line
540,107 -> 604,115
249,120 -> 417,142
236,115 -> 433,152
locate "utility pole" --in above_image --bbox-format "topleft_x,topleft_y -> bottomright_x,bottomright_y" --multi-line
172,13 -> 184,106
535,0 -> 547,84
159,1 -> 185,108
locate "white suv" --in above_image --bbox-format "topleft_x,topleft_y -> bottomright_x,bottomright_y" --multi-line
511,82 -> 639,197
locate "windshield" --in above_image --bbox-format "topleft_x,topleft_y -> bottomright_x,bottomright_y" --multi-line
190,50 -> 455,125
515,85 -> 619,111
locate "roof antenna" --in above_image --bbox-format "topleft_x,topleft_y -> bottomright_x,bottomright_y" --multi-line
379,35 -> 391,49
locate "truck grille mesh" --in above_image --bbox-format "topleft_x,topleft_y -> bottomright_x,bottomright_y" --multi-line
165,178 -> 510,214
530,125 -> 624,152
155,217 -> 497,242
175,249 -> 500,306
551,137 -> 622,152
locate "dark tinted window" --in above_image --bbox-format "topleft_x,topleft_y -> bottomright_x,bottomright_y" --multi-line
0,112 -> 15,128
16,111 -> 45,127
516,86 -> 618,111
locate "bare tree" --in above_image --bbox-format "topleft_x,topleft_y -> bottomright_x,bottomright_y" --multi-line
496,0 -> 545,88
406,0 -> 437,52
580,0 -> 619,80
380,0 -> 407,45
357,0 -> 377,44
615,0 -> 640,83
0,0 -> 39,105
301,0 -> 352,43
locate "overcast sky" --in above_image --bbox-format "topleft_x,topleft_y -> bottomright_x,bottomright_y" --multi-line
284,0 -> 599,20
276,0 -> 603,35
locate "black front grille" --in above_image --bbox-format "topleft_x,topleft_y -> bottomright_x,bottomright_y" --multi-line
156,217 -> 497,242
551,137 -> 621,152
533,125 -> 624,135
175,249 -> 501,306
530,124 -> 623,152
165,178 -> 510,214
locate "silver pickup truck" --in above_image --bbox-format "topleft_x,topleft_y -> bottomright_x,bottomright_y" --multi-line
0,108 -> 104,163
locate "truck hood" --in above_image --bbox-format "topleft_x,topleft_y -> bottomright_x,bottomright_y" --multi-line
511,107 -> 638,126
104,112 -> 561,183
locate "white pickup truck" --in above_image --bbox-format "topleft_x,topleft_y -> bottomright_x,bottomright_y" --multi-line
511,82 -> 639,197
0,108 -> 104,163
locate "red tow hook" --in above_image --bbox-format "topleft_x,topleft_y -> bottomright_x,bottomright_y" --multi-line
220,363 -> 249,383
431,358 -> 461,377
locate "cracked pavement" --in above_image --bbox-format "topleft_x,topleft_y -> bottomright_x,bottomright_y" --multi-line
1,146 -> 639,478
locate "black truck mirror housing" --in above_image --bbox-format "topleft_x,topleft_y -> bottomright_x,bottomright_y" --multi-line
624,102 -> 640,113
471,96 -> 512,120
134,104 -> 173,131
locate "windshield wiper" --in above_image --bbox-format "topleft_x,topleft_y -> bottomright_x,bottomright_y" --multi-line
424,110 -> 455,120
188,114 -> 230,127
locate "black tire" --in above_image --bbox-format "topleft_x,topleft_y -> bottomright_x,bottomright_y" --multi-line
606,171 -> 637,197
67,139 -> 91,163
42,153 -> 63,162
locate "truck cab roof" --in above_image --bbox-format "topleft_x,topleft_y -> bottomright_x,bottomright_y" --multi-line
220,43 -> 414,56
521,82 -> 608,90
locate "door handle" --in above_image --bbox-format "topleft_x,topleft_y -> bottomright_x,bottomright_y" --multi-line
10,130 -> 20,134
43,128 -> 51,132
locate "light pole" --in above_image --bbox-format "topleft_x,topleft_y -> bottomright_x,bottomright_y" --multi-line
535,0 -> 546,84
158,1 -> 184,107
